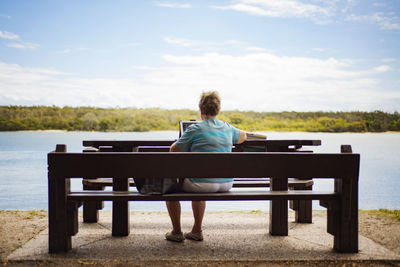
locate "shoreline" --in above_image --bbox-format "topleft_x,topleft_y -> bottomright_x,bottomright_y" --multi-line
3,107 -> 399,133
1,130 -> 400,134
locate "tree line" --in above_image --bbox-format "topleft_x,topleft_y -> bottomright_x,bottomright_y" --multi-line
1,106 -> 399,132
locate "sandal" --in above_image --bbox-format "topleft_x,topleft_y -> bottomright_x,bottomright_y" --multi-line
165,231 -> 185,242
184,231 -> 203,241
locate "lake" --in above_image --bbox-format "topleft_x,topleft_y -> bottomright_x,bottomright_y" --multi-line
0,131 -> 399,211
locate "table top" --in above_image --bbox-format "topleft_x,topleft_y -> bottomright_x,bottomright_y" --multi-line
83,139 -> 321,148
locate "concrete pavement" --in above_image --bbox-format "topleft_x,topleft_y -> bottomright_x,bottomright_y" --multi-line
8,210 -> 400,265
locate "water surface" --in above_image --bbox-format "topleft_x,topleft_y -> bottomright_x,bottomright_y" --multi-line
0,131 -> 399,211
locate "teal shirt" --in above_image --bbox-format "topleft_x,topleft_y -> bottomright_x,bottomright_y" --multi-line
175,118 -> 241,183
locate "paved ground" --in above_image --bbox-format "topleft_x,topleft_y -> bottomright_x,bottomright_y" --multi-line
7,210 -> 400,265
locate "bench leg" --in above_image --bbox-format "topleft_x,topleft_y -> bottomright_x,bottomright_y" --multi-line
83,183 -> 105,223
320,199 -> 339,237
291,199 -> 312,223
83,201 -> 104,223
290,183 -> 313,223
48,176 -> 72,253
269,177 -> 288,236
67,202 -> 79,236
333,177 -> 358,252
112,177 -> 130,236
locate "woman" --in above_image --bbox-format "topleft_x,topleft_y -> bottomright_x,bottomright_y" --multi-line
165,91 -> 247,242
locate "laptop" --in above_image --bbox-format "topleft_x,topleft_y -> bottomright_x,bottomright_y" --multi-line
179,120 -> 198,137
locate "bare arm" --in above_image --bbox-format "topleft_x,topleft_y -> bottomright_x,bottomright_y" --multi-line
170,142 -> 183,152
237,131 -> 247,144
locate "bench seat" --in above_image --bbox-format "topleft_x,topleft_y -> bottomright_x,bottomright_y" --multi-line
82,178 -> 314,189
81,178 -> 315,224
68,190 -> 337,201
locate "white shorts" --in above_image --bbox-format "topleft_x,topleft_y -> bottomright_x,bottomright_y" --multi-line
182,179 -> 233,193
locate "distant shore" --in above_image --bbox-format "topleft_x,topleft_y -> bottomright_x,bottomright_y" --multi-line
2,106 -> 399,133
1,129 -> 400,134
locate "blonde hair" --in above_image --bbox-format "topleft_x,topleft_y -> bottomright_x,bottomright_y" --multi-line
199,91 -> 221,116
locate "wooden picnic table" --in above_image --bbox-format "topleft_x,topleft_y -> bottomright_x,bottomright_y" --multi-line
48,144 -> 359,253
81,139 -> 322,229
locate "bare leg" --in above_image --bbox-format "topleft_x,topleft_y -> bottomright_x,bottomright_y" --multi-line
166,201 -> 182,233
191,201 -> 206,233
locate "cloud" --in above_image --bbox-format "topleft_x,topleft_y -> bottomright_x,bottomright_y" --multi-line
122,43 -> 141,47
0,30 -> 19,40
59,49 -> 72,54
373,65 -> 391,73
131,65 -> 159,71
245,46 -> 267,52
7,42 -> 39,50
381,58 -> 396,62
211,0 -> 400,29
154,1 -> 192,8
210,0 -> 337,24
0,14 -> 11,19
346,12 -> 400,30
1,30 -> 40,49
164,37 -> 194,47
312,48 -> 325,52
58,47 -> 89,54
164,37 -> 257,52
372,2 -> 386,7
0,61 -> 135,107
0,50 -> 397,111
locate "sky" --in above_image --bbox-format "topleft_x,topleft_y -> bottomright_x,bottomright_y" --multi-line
0,0 -> 399,112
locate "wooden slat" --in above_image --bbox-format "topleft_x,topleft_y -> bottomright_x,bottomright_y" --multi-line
137,146 -> 171,152
49,152 -> 360,179
82,139 -> 321,148
82,178 -> 314,188
83,140 -> 175,148
68,190 -> 338,201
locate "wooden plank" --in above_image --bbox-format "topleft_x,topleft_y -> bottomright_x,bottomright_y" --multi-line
83,140 -> 176,148
99,146 -> 114,152
48,152 -> 360,179
83,139 -> 321,148
68,190 -> 338,201
137,146 -> 171,152
82,178 -> 314,188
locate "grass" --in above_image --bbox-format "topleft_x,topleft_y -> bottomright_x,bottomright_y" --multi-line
23,211 -> 47,220
377,209 -> 400,221
0,210 -> 47,220
360,209 -> 400,221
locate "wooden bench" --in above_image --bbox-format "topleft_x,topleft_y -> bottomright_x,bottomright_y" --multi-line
82,177 -> 314,223
48,144 -> 359,253
81,139 -> 321,224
